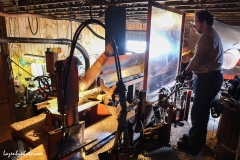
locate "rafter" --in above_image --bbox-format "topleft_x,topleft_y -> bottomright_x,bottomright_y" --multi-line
2,0 -> 240,26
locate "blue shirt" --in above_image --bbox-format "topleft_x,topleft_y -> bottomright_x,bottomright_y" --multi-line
191,28 -> 223,74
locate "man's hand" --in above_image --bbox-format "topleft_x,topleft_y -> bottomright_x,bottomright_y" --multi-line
104,43 -> 114,56
175,70 -> 187,83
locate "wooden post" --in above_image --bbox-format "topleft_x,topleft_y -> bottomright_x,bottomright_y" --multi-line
0,2 -> 9,55
0,2 -> 16,143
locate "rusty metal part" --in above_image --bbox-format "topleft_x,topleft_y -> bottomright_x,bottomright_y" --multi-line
47,121 -> 85,159
55,57 -> 79,127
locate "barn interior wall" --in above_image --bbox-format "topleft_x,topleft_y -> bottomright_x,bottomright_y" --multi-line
5,17 -> 106,85
5,18 -> 147,85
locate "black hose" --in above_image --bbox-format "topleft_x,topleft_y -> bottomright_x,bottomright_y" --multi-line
64,19 -> 122,108
86,25 -> 105,40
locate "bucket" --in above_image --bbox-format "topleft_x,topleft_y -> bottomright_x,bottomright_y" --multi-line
216,104 -> 240,160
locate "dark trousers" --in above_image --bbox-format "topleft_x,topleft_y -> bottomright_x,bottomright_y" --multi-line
188,71 -> 223,147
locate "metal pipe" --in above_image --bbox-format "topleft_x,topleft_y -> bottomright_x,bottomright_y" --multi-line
0,37 -> 90,71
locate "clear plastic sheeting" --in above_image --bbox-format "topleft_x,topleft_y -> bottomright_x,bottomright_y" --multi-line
214,21 -> 240,51
222,49 -> 240,70
145,6 -> 183,96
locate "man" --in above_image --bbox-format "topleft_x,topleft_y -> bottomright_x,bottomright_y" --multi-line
176,10 -> 223,154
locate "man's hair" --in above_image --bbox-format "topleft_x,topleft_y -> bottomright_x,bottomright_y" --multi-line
195,10 -> 214,26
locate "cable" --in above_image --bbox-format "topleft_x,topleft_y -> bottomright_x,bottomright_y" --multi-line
28,17 -> 38,35
10,59 -> 35,77
69,0 -> 72,40
86,25 -> 105,40
197,0 -> 207,10
196,0 -> 222,24
86,0 -> 93,20
27,0 -> 38,35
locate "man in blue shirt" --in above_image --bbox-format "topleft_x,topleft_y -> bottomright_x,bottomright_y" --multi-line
176,10 -> 223,154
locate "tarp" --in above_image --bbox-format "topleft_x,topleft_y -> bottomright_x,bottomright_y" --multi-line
214,20 -> 240,51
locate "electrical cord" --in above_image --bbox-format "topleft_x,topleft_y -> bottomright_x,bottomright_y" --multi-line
27,0 -> 38,35
28,17 -> 38,35
197,0 -> 207,10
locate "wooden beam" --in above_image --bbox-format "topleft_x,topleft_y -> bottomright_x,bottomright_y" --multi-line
0,1 -> 16,130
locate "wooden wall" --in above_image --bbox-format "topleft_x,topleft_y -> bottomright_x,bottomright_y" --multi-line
5,17 -> 106,84
126,22 -> 147,31
5,18 -> 146,84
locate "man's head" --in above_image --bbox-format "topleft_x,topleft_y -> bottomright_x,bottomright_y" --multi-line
193,10 -> 214,34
